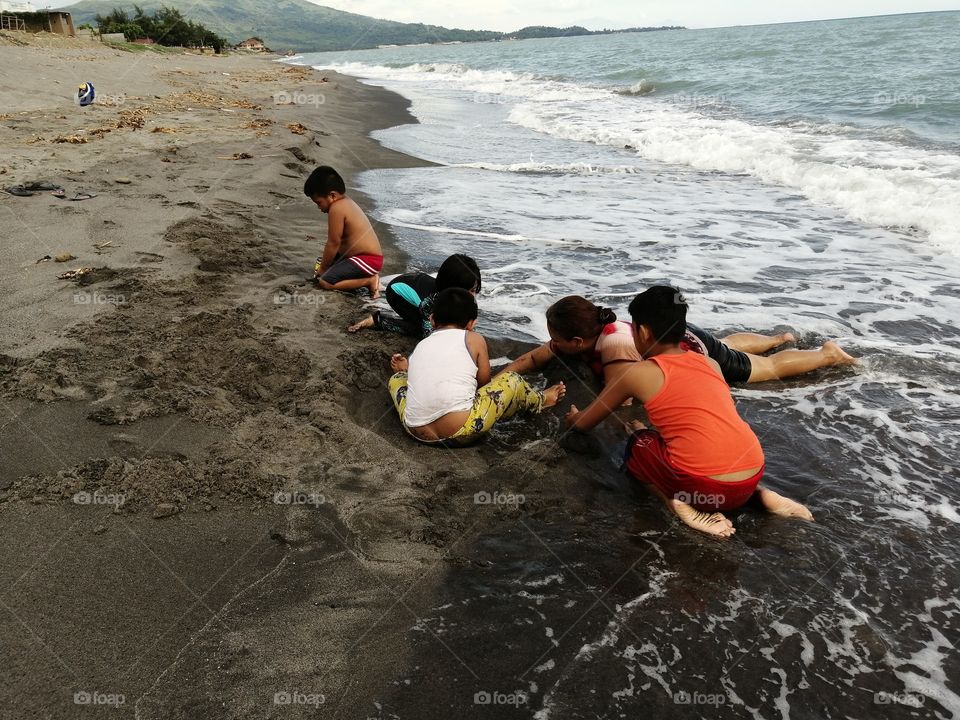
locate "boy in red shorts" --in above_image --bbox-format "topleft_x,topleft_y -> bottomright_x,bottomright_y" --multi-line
565,286 -> 813,537
304,166 -> 383,298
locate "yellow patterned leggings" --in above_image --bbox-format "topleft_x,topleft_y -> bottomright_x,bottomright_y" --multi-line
388,371 -> 545,446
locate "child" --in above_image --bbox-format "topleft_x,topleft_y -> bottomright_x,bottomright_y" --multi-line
347,254 -> 482,338
389,288 -> 566,445
303,166 -> 383,298
565,286 -> 813,537
501,295 -> 856,388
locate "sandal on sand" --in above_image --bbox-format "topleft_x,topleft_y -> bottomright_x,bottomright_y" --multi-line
52,190 -> 97,201
24,181 -> 62,191
5,182 -> 63,197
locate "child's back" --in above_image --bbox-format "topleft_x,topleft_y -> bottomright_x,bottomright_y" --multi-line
643,351 -> 763,477
333,196 -> 381,258
404,328 -> 478,427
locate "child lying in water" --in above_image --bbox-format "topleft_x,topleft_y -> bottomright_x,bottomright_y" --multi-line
565,286 -> 814,537
389,288 -> 566,445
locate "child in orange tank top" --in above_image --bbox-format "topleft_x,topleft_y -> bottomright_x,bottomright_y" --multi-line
565,286 -> 814,538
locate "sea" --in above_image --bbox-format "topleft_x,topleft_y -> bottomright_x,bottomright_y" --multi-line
287,11 -> 959,719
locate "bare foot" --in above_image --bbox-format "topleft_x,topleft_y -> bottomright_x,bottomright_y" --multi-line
543,382 -> 566,408
756,488 -> 814,520
390,353 -> 408,373
366,274 -> 381,299
822,340 -> 858,366
668,498 -> 736,537
776,332 -> 796,346
347,315 -> 375,334
624,418 -> 647,434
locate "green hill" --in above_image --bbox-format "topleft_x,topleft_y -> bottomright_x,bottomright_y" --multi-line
57,0 -> 501,52
57,0 -> 685,52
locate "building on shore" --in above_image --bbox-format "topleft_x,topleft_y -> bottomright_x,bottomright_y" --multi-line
0,7 -> 75,36
236,36 -> 267,51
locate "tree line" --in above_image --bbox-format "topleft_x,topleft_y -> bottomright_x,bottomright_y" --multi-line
94,5 -> 227,51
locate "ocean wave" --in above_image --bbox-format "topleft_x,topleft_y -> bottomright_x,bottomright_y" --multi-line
297,59 -> 960,253
451,161 -> 642,175
615,79 -> 657,96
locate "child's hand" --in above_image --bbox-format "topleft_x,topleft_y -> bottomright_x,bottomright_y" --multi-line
390,353 -> 409,373
565,404 -> 580,427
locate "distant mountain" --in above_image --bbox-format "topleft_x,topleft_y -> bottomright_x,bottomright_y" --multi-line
58,0 -> 500,51
63,0 -> 681,52
57,0 -> 684,52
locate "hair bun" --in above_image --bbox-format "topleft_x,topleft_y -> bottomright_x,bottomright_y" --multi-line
598,307 -> 617,325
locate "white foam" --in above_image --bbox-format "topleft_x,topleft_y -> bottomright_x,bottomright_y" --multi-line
305,59 -> 960,254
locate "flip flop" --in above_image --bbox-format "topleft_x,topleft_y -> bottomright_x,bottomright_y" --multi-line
5,186 -> 34,197
23,181 -> 62,191
52,190 -> 98,201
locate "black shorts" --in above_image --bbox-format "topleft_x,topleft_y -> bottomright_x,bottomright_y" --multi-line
686,323 -> 753,385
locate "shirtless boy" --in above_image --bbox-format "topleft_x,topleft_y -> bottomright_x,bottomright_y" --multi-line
303,166 -> 383,298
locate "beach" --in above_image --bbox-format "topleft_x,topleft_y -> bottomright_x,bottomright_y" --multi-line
0,33 -> 613,719
2,22 -> 958,720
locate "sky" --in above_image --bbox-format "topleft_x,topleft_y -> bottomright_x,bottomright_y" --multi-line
306,0 -> 959,31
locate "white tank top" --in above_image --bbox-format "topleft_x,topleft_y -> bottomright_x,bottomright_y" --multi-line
404,328 -> 478,428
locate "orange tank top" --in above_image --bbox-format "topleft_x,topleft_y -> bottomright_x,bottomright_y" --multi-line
646,352 -> 764,477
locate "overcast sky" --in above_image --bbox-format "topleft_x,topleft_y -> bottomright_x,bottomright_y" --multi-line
307,0 -> 958,31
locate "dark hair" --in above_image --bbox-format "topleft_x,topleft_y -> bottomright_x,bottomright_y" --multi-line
628,286 -> 687,344
432,287 -> 478,328
435,254 -> 481,293
545,296 -> 617,340
303,166 -> 346,197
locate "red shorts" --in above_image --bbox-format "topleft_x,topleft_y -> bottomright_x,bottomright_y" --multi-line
624,430 -> 763,511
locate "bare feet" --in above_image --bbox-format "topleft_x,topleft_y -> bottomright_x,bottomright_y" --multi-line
776,332 -> 796,346
821,340 -> 858,366
624,418 -> 647,434
756,488 -> 814,520
347,315 -> 375,334
367,274 -> 381,299
668,497 -> 736,537
543,382 -> 566,408
390,353 -> 408,373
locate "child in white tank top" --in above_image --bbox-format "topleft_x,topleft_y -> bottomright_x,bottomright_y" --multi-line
388,288 -> 567,445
